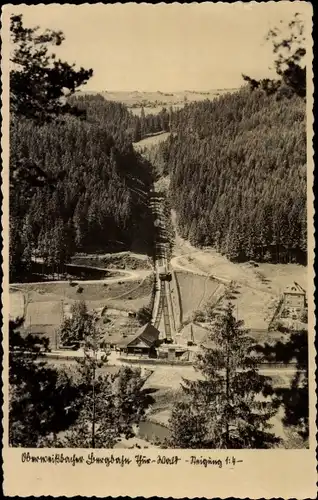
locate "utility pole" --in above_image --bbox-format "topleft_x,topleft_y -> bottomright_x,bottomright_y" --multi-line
92,358 -> 96,449
225,323 -> 230,447
191,324 -> 194,344
91,323 -> 98,449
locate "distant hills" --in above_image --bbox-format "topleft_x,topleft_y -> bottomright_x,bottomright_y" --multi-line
78,88 -> 240,109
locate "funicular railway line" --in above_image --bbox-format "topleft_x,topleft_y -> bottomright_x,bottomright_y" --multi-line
149,191 -> 174,342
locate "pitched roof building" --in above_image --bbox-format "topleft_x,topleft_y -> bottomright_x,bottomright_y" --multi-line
119,323 -> 160,356
283,282 -> 306,309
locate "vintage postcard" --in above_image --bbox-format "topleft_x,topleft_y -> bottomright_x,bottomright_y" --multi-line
1,2 -> 316,498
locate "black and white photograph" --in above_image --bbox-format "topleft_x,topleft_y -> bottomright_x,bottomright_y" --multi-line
1,2 -> 315,497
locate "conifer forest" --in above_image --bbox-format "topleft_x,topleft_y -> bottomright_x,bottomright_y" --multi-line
6,4 -> 312,469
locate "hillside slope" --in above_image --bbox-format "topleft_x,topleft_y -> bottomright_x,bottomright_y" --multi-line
162,88 -> 306,264
10,98 -> 155,281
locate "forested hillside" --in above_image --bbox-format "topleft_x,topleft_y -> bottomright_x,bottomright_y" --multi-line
161,88 -> 306,264
9,98 -> 157,280
70,94 -> 171,142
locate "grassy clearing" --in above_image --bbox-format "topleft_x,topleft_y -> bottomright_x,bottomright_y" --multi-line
226,285 -> 277,330
177,322 -> 209,345
133,132 -> 171,150
25,301 -> 63,327
253,263 -> 308,294
175,271 -> 220,321
173,249 -> 307,330
9,290 -> 25,320
14,277 -> 151,305
144,365 -> 200,390
23,325 -> 58,348
11,276 -> 153,343
98,315 -> 141,345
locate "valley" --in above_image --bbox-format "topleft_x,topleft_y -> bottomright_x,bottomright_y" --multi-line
8,16 -> 309,452
9,167 -> 308,450
4,7 -> 315,500
9,89 -> 308,450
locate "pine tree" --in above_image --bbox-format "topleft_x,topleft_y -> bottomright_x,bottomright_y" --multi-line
243,13 -> 306,99
10,14 -> 93,196
9,319 -> 80,447
255,329 -> 308,446
56,319 -> 155,448
58,323 -> 116,448
10,14 -> 93,123
59,300 -> 93,348
169,303 -> 280,449
9,216 -> 24,280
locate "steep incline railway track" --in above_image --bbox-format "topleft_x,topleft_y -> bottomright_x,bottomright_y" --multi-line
150,191 -> 174,341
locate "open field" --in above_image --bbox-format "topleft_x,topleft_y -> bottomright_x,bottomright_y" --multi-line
9,290 -> 25,320
176,322 -> 209,346
251,262 -> 308,294
98,315 -> 141,345
143,364 -> 200,389
25,301 -> 63,327
9,275 -> 153,347
171,245 -> 307,330
174,271 -> 222,322
11,275 -> 152,305
173,248 -> 307,292
81,88 -> 239,108
23,324 -> 59,348
226,285 -> 277,330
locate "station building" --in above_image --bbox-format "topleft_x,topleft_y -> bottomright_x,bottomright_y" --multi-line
119,323 -> 160,357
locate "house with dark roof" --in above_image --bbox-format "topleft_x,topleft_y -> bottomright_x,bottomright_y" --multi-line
119,323 -> 160,357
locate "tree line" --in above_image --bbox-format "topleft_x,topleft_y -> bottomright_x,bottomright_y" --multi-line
10,110 -> 156,280
157,12 -> 307,265
159,88 -> 306,264
9,16 -> 171,282
8,12 -> 308,449
69,93 -> 171,143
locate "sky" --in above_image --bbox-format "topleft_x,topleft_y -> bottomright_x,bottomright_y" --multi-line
4,2 -> 310,92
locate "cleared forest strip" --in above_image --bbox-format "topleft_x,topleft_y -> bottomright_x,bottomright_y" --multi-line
170,269 -> 182,331
108,274 -> 153,301
172,270 -> 184,326
174,271 -> 220,322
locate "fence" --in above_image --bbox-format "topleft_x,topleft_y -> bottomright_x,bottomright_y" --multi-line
268,296 -> 284,331
118,356 -> 193,366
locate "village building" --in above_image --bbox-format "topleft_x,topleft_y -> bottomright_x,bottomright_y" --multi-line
119,323 -> 160,357
283,282 -> 306,310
